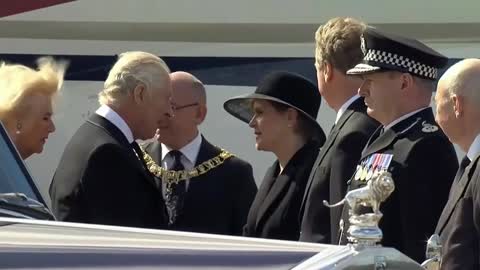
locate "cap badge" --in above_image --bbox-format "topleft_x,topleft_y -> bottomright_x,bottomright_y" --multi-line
422,121 -> 439,133
360,35 -> 367,55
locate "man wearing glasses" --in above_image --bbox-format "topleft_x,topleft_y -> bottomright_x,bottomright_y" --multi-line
142,71 -> 257,236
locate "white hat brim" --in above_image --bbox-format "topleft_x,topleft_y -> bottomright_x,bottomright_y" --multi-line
346,63 -> 382,75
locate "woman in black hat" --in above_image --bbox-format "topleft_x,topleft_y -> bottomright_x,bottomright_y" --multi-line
224,71 -> 326,241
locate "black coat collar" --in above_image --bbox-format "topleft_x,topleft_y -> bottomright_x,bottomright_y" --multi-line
87,114 -> 131,147
254,140 -> 319,231
361,108 -> 433,159
87,114 -> 157,187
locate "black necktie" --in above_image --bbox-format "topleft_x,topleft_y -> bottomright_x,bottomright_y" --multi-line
379,127 -> 385,136
165,150 -> 186,226
448,155 -> 471,197
329,123 -> 336,135
455,156 -> 470,183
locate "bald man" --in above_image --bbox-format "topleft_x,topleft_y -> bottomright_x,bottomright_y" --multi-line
142,71 -> 257,236
433,59 -> 480,270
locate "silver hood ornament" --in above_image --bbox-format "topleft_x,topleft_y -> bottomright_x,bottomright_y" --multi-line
324,170 -> 395,247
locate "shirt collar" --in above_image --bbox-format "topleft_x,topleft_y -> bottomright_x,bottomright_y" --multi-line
383,107 -> 428,131
95,105 -> 134,143
335,95 -> 360,124
161,132 -> 203,165
467,134 -> 480,161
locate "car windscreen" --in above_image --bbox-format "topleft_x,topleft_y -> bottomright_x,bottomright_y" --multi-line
0,122 -> 45,204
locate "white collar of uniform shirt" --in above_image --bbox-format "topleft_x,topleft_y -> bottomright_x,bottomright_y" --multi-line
383,107 -> 428,131
161,132 -> 203,170
95,104 -> 134,143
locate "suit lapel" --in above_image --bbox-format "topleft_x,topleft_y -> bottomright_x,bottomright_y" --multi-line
247,163 -> 276,232
147,141 -> 163,164
255,163 -> 289,229
87,114 -> 157,188
194,137 -> 219,166
87,114 -> 130,146
361,127 -> 397,159
435,155 -> 480,234
299,99 -> 360,212
183,137 -> 220,209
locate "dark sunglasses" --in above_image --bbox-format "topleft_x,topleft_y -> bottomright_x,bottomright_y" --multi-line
173,102 -> 199,111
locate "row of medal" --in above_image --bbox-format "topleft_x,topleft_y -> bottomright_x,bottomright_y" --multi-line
353,153 -> 393,182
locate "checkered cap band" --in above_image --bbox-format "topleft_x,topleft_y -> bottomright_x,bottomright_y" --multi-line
364,49 -> 439,79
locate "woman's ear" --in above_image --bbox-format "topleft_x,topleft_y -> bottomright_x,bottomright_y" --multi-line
286,108 -> 299,128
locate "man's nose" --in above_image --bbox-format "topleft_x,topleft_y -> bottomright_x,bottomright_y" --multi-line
358,80 -> 369,97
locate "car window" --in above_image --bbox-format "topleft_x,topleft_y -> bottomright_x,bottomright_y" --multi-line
0,122 -> 45,204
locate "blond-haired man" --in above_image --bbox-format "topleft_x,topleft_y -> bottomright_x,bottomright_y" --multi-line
50,51 -> 173,228
299,17 -> 379,243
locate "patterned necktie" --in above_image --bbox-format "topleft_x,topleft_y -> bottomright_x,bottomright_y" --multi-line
165,150 -> 186,227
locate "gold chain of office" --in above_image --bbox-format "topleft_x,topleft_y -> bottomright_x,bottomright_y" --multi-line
141,148 -> 234,188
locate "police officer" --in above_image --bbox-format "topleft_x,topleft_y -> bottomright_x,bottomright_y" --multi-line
434,59 -> 480,270
338,27 -> 458,263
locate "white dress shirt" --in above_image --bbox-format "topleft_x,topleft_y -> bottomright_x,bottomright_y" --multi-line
95,105 -> 134,143
467,134 -> 480,161
383,107 -> 429,131
335,95 -> 360,124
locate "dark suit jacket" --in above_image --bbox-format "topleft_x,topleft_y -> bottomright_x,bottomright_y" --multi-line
437,155 -> 480,270
143,137 -> 257,236
244,140 -> 320,241
338,108 -> 458,263
299,97 -> 379,243
49,114 -> 166,229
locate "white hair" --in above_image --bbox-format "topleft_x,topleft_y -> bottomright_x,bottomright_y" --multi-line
99,51 -> 171,106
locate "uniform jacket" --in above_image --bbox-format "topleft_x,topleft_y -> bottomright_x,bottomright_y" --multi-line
338,108 -> 458,263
